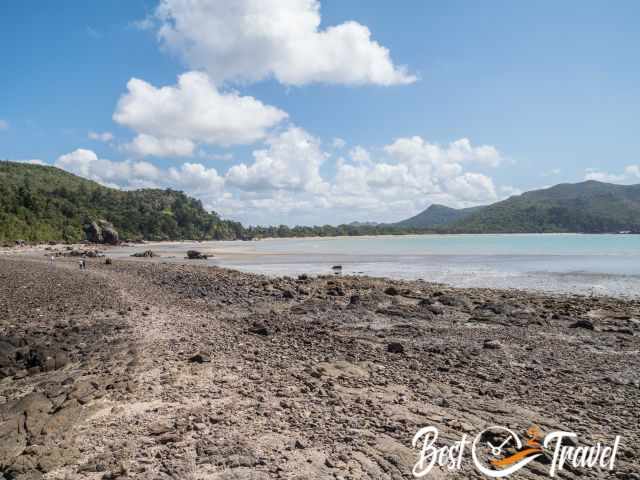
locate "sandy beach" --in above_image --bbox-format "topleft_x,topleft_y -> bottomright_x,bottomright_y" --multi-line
0,253 -> 638,479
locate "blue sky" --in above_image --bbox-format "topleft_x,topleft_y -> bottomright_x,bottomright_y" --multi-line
2,1 -> 640,225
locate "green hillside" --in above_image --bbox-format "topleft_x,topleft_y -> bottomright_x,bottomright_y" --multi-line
0,161 -> 244,242
446,180 -> 640,233
393,204 -> 482,229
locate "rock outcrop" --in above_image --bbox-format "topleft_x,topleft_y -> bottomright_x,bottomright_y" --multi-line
83,220 -> 120,245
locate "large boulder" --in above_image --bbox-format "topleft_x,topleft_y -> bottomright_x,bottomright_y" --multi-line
83,220 -> 119,245
99,220 -> 119,245
83,221 -> 103,243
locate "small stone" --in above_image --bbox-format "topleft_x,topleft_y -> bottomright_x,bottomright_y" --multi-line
483,339 -> 503,350
248,324 -> 271,336
569,319 -> 594,330
282,289 -> 295,299
384,286 -> 400,296
387,342 -> 404,354
189,353 -> 211,363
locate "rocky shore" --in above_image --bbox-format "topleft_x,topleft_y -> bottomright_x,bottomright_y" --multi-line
0,255 -> 638,479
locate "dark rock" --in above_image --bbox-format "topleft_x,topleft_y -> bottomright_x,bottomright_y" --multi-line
83,222 -> 103,243
0,340 -> 16,369
99,221 -> 119,245
349,294 -> 361,305
248,324 -> 271,336
478,302 -> 513,315
427,305 -> 444,315
83,220 -> 119,245
569,319 -> 594,330
189,353 -> 211,363
186,250 -> 208,260
387,342 -> 404,354
384,286 -> 400,296
327,286 -> 345,296
282,289 -> 295,299
439,294 -> 470,308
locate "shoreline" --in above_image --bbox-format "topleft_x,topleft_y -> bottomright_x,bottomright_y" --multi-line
6,238 -> 640,300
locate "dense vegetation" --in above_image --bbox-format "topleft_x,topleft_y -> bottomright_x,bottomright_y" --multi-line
244,223 -> 418,238
2,161 -> 640,243
0,161 -> 244,242
393,204 -> 482,229
445,181 -> 640,233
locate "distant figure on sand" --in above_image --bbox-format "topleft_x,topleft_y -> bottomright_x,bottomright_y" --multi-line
79,259 -> 86,270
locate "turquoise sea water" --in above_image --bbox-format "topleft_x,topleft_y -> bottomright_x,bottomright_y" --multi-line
115,234 -> 640,298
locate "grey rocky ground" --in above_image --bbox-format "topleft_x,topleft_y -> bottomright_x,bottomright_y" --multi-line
0,255 -> 638,479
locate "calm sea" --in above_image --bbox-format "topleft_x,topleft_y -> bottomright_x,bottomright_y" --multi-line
114,234 -> 640,298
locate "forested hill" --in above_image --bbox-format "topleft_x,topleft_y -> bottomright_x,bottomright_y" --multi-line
0,161 -> 244,242
393,204 -> 482,229
446,180 -> 640,233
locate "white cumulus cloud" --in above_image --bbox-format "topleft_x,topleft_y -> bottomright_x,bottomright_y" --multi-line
584,165 -> 640,184
126,134 -> 196,157
55,148 -> 225,193
152,0 -> 415,86
113,71 -> 288,156
226,126 -> 328,193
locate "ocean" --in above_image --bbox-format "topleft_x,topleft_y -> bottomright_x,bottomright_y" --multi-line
113,234 -> 640,298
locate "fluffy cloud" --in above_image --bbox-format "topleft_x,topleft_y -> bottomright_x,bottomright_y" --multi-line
126,134 -> 196,157
54,148 -> 224,193
384,136 -> 502,169
226,126 -> 328,193
88,131 -> 114,142
152,0 -> 415,86
349,146 -> 372,165
584,165 -> 640,184
113,71 -> 288,156
326,136 -> 502,220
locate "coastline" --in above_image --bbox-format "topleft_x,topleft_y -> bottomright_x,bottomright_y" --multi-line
0,254 -> 638,478
7,235 -> 640,300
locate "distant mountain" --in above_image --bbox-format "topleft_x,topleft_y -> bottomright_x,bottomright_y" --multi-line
446,180 -> 640,233
0,161 -> 244,243
394,204 -> 483,229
